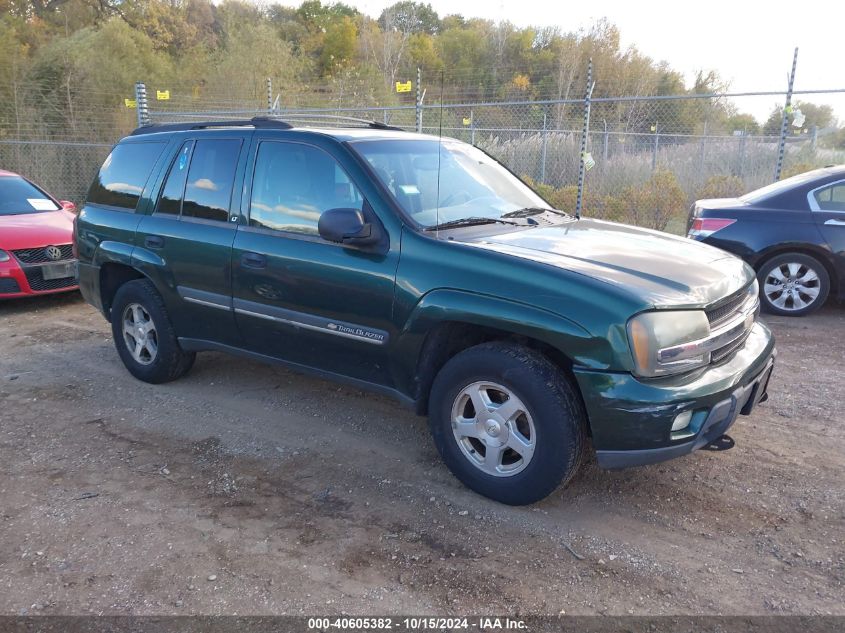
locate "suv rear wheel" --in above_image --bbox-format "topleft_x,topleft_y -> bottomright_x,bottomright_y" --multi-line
758,252 -> 829,316
428,342 -> 586,505
110,279 -> 195,383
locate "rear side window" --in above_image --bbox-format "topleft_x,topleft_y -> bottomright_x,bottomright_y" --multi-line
87,142 -> 167,211
813,182 -> 845,212
181,139 -> 242,222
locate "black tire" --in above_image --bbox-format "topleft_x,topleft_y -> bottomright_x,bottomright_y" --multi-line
428,342 -> 586,505
757,252 -> 829,317
110,279 -> 195,384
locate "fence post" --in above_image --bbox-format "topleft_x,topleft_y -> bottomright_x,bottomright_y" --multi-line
699,119 -> 708,179
602,119 -> 609,162
415,67 -> 422,133
540,108 -> 548,184
774,47 -> 798,181
651,123 -> 659,171
266,77 -> 273,114
810,124 -> 818,152
737,129 -> 747,177
575,58 -> 594,220
470,108 -> 475,145
134,81 -> 150,127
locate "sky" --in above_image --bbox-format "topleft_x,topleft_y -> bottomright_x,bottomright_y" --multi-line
340,0 -> 845,123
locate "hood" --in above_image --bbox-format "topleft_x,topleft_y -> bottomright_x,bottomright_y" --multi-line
462,218 -> 754,308
0,210 -> 75,251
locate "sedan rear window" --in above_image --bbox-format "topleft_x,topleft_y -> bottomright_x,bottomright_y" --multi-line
0,176 -> 59,215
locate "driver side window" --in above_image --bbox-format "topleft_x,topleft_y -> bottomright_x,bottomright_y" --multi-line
249,141 -> 364,236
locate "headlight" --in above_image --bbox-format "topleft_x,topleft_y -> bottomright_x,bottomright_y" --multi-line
0,250 -> 10,263
627,310 -> 711,377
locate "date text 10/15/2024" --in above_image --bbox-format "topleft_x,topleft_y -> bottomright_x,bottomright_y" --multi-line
307,617 -> 527,630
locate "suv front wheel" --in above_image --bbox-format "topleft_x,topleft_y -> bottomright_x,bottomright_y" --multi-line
428,342 -> 586,505
110,279 -> 195,384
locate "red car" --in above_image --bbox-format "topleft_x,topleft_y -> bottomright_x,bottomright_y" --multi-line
0,170 -> 79,298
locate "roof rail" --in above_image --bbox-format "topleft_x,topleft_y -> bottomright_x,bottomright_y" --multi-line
129,115 -> 405,136
274,113 -> 405,131
129,117 -> 293,136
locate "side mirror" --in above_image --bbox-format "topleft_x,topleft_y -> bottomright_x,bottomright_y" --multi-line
318,208 -> 380,247
60,200 -> 77,214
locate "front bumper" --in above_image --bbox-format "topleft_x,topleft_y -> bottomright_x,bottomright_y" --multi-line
573,321 -> 775,469
0,256 -> 79,298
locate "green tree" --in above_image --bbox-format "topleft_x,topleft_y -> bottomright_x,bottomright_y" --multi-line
725,113 -> 760,135
763,101 -> 836,136
319,15 -> 357,75
378,1 -> 439,35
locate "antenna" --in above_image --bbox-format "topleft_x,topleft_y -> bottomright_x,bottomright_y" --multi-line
435,69 -> 444,237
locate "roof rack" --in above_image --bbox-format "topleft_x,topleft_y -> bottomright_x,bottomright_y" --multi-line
274,113 -> 405,131
129,117 -> 293,136
129,115 -> 405,136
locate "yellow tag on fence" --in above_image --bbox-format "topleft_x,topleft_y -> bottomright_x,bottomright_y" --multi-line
156,90 -> 170,101
462,117 -> 472,126
395,80 -> 412,93
124,98 -> 137,108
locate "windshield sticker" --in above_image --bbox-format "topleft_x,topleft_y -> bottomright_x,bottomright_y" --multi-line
399,184 -> 420,195
28,198 -> 58,211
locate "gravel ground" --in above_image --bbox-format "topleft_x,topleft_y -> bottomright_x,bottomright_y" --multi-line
0,292 -> 843,616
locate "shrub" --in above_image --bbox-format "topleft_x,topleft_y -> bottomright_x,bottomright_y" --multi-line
621,170 -> 686,231
696,174 -> 746,200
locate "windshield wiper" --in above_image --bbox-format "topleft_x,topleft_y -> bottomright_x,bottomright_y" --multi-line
425,216 -> 521,231
501,207 -> 568,218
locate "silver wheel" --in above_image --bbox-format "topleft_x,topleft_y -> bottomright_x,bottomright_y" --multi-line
122,302 -> 158,365
450,381 -> 536,477
763,261 -> 821,312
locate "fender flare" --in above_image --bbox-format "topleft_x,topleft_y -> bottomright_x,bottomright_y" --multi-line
390,288 -> 613,405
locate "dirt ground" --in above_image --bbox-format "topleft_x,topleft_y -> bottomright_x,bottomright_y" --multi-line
0,292 -> 843,616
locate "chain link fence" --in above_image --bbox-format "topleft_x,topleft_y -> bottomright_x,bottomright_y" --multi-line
1,74 -> 844,233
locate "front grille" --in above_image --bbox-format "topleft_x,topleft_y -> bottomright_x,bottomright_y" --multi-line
705,289 -> 749,328
22,267 -> 77,292
12,244 -> 74,264
711,329 -> 752,364
0,278 -> 21,294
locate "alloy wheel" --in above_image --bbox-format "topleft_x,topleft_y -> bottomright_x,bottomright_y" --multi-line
122,303 -> 158,365
763,262 -> 821,312
450,381 -> 536,477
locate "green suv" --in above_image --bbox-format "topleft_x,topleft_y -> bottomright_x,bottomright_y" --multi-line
75,117 -> 775,505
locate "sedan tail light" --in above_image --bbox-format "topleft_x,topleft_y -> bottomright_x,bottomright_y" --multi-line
688,217 -> 736,239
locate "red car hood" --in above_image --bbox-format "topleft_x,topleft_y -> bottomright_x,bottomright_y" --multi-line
0,211 -> 75,251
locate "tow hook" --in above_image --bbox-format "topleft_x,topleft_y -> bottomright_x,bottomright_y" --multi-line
703,434 -> 735,452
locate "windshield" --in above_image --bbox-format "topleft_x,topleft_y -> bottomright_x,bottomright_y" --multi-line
0,176 -> 59,215
350,138 -> 553,228
739,170 -> 823,204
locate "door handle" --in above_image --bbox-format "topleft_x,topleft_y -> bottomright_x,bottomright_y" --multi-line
824,218 -> 845,226
241,252 -> 267,269
144,235 -> 165,249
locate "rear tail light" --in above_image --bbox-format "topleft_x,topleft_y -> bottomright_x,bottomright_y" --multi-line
688,218 -> 736,239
